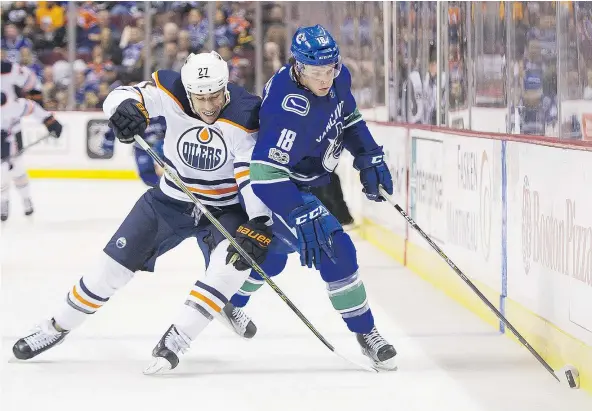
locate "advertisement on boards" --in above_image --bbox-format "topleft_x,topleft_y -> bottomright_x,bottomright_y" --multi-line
407,129 -> 502,293
86,119 -> 113,159
506,141 -> 592,344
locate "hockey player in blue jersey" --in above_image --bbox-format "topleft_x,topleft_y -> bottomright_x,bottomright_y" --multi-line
103,116 -> 167,187
223,25 -> 397,370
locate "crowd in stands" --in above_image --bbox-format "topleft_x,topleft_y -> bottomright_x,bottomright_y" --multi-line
2,1 -> 590,138
1,1 -> 287,110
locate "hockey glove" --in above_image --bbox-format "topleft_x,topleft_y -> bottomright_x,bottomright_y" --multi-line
44,116 -> 63,138
226,216 -> 273,271
353,146 -> 393,202
108,99 -> 149,144
289,202 -> 336,270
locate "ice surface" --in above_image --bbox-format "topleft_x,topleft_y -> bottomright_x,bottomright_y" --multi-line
1,180 -> 590,411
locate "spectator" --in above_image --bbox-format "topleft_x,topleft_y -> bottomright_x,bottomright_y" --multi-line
99,27 -> 122,64
4,1 -> 35,30
35,2 -> 64,29
153,22 -> 179,69
19,47 -> 43,80
214,9 -> 235,49
2,22 -> 33,63
87,45 -> 112,85
97,81 -> 110,106
41,65 -> 56,105
263,41 -> 282,82
176,30 -> 192,69
185,9 -> 208,52
120,26 -> 144,71
32,13 -> 67,52
155,41 -> 178,71
22,14 -> 37,39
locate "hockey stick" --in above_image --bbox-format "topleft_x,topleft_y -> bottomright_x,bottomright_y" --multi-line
379,186 -> 580,387
134,134 -> 376,372
9,133 -> 52,159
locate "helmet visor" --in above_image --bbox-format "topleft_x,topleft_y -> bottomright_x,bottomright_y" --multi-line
296,56 -> 342,81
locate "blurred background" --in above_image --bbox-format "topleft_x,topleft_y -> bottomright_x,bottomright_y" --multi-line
1,1 -> 591,139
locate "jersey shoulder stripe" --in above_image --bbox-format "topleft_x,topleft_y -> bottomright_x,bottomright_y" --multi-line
153,70 -> 193,115
219,83 -> 261,133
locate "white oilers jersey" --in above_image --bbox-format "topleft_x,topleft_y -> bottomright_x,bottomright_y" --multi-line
1,61 -> 39,102
102,69 -> 272,221
1,98 -> 50,135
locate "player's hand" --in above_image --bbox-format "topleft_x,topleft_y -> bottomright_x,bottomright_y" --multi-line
289,202 -> 336,270
354,146 -> 393,202
43,116 -> 62,138
226,216 -> 273,271
108,99 -> 149,144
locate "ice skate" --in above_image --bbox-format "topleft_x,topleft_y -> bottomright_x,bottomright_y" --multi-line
144,325 -> 191,375
220,302 -> 257,339
13,318 -> 69,360
1,200 -> 8,221
356,326 -> 397,371
23,197 -> 34,216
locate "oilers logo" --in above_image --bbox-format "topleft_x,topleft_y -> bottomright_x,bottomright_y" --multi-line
177,126 -> 228,171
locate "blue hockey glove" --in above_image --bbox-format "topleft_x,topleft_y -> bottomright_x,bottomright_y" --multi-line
353,146 -> 393,202
108,99 -> 149,144
289,202 -> 336,270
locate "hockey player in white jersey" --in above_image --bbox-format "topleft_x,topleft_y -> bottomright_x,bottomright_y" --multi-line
1,59 -> 47,218
12,52 -> 283,373
0,92 -> 62,221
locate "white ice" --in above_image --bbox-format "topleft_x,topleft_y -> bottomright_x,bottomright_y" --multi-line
1,180 -> 591,411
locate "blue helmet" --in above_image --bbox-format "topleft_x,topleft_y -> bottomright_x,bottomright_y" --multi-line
290,25 -> 340,67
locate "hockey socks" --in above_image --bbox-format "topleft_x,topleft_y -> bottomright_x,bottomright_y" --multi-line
10,156 -> 32,208
53,254 -> 134,330
326,271 -> 375,334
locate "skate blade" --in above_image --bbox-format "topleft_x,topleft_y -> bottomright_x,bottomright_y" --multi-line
143,357 -> 173,375
371,356 -> 398,372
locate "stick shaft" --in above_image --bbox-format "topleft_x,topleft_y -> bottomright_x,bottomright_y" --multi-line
379,187 -> 559,382
134,135 -> 336,351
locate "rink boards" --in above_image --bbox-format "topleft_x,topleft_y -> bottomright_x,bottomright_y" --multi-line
339,122 -> 592,394
22,111 -> 592,394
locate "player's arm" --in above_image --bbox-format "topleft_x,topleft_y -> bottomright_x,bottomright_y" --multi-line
102,73 -> 165,144
338,65 -> 393,201
19,98 -> 63,139
250,115 -> 309,222
232,129 -> 273,221
224,126 -> 275,271
252,114 -> 337,269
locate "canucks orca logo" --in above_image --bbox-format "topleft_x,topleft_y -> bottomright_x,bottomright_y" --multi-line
177,126 -> 228,171
322,123 -> 344,172
281,94 -> 309,117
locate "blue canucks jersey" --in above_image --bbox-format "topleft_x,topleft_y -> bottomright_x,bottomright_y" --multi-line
250,64 -> 379,220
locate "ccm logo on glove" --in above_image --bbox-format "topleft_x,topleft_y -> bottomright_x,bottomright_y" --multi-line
371,155 -> 383,164
294,205 -> 329,225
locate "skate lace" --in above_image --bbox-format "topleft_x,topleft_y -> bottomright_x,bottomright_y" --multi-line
23,328 -> 61,352
232,307 -> 251,331
164,328 -> 190,355
364,328 -> 387,352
